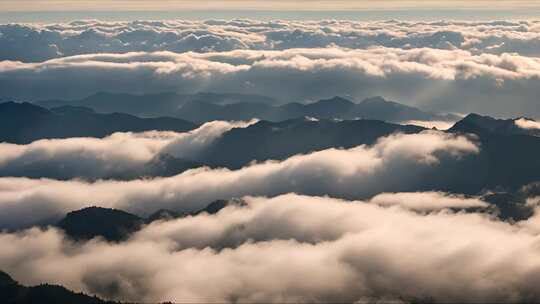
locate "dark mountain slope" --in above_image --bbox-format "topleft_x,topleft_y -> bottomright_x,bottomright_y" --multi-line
0,102 -> 196,144
0,270 -> 115,304
202,117 -> 425,168
440,114 -> 540,193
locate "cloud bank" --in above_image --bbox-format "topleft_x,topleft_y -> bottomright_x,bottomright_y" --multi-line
0,120 -> 256,180
0,131 -> 479,229
4,19 -> 540,62
2,47 -> 540,118
4,193 -> 540,303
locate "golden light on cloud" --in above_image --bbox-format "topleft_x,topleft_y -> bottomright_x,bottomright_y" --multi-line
2,0 -> 540,11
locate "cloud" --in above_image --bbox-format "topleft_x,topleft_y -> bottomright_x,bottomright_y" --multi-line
1,47 -> 540,118
515,118 -> 540,130
3,193 -> 540,303
369,191 -> 489,211
403,120 -> 456,130
0,120 -> 256,180
4,19 -> 540,62
0,131 -> 479,229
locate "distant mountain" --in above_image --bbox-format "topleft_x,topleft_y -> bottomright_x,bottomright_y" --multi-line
200,117 -> 425,168
0,270 -> 114,304
36,92 -> 279,117
450,113 -> 540,136
57,207 -> 143,242
35,92 -> 457,124
175,96 -> 458,124
0,102 -> 196,144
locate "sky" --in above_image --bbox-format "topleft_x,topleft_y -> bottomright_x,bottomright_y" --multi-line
2,0 -> 540,11
2,0 -> 540,22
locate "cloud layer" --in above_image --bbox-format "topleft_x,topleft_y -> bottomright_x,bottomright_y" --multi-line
4,193 -> 540,303
0,131 -> 478,229
0,120 -> 256,180
3,19 -> 540,62
2,47 -> 540,118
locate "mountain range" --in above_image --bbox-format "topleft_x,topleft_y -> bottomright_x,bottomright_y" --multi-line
36,92 -> 279,118
34,92 -> 458,124
0,102 -> 195,144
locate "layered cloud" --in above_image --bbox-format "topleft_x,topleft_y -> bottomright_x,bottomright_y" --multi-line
0,120 -> 256,180
5,193 -> 540,302
0,131 -> 479,229
3,19 -> 540,62
2,47 -> 540,118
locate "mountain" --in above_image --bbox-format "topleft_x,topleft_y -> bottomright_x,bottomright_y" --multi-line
192,198 -> 247,216
36,92 -> 279,117
0,102 -> 196,144
57,207 -> 143,242
35,93 -> 457,124
450,113 -> 540,136
145,209 -> 182,223
0,270 -> 115,304
438,114 -> 540,193
200,117 -> 425,168
176,96 -> 458,124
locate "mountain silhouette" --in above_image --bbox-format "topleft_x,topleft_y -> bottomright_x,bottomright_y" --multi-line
57,207 -> 143,242
201,117 -> 425,168
450,113 -> 540,136
0,102 -> 196,144
35,92 -> 456,124
0,270 -> 115,304
37,92 -> 278,117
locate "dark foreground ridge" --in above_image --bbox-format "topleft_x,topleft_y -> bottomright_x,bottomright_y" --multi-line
0,270 -> 117,304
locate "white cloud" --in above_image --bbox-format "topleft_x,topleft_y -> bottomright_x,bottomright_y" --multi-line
1,47 -> 540,118
0,131 -> 479,229
4,19 -> 540,62
403,120 -> 456,130
369,191 -> 488,211
1,193 -> 540,303
0,120 -> 256,180
515,118 -> 540,130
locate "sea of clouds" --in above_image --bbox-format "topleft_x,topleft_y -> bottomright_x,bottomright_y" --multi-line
3,193 -> 540,302
1,20 -> 540,117
2,18 -> 540,303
